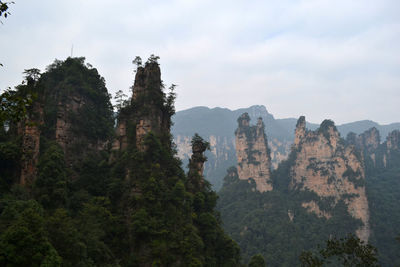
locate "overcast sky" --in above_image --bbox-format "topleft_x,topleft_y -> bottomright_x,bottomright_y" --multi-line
1,0 -> 399,124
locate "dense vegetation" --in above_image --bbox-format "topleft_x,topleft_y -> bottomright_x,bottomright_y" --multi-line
0,57 -> 241,266
365,161 -> 400,266
217,163 -> 360,266
1,56 -> 399,266
218,122 -> 400,266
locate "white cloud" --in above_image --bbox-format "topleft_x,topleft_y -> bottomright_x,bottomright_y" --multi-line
0,0 -> 399,124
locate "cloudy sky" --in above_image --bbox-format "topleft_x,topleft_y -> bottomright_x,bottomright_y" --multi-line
1,0 -> 399,124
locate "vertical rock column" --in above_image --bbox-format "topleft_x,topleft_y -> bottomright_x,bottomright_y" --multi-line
187,134 -> 209,192
290,116 -> 370,241
235,113 -> 272,192
113,61 -> 169,152
20,103 -> 43,185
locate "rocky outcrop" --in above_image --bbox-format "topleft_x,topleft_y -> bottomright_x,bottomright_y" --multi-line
356,127 -> 380,152
301,201 -> 332,219
269,138 -> 291,169
19,103 -> 43,185
187,134 -> 209,192
17,58 -> 115,183
112,120 -> 128,151
114,62 -> 170,152
55,95 -> 85,154
235,113 -> 272,192
290,117 -> 370,241
294,116 -> 306,147
347,127 -> 380,167
386,130 -> 400,151
383,130 -> 400,168
347,128 -> 400,170
190,140 -> 207,176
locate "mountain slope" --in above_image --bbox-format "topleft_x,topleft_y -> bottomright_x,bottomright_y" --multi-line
0,57 -> 241,266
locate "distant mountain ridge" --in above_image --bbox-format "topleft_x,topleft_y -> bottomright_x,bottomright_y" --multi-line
172,105 -> 400,190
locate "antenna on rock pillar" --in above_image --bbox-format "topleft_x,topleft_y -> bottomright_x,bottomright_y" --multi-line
70,44 -> 74,57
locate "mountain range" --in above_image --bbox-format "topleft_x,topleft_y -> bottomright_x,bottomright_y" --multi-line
172,105 -> 400,190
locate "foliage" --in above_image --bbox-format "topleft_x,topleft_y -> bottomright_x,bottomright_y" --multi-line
132,56 -> 142,67
0,199 -> 62,266
113,89 -> 129,112
249,254 -> 266,267
318,119 -> 337,144
0,1 -> 13,21
366,166 -> 400,266
191,133 -> 210,153
38,57 -> 114,142
0,57 -> 240,266
217,159 -> 363,266
147,54 -> 160,65
34,142 -> 67,210
299,234 -> 379,267
0,88 -> 35,126
165,84 -> 177,118
0,136 -> 20,193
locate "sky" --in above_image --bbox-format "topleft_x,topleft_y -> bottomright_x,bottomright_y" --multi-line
0,0 -> 399,124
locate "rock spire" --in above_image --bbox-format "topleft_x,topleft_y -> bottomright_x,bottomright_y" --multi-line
235,113 -> 272,192
290,116 -> 370,241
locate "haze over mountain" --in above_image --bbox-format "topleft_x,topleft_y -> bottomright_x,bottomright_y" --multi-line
172,105 -> 400,190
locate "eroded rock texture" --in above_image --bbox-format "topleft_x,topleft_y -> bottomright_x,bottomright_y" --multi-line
235,113 -> 272,192
187,135 -> 209,192
291,117 -> 370,241
20,103 -> 43,185
113,62 -> 171,152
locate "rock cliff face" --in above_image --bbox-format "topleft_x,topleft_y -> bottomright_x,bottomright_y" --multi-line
290,117 -> 370,241
19,103 -> 43,185
386,130 -> 400,151
346,127 -> 400,170
114,62 -> 170,152
356,127 -> 380,152
383,130 -> 400,168
16,58 -> 115,184
55,94 -> 91,165
235,113 -> 272,192
347,127 -> 380,167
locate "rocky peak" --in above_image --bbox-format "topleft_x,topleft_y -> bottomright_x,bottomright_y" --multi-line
290,117 -> 370,241
17,58 -> 114,182
132,62 -> 162,102
382,130 -> 400,168
357,127 -> 380,152
187,134 -> 209,191
346,128 -> 381,167
318,119 -> 340,148
235,113 -> 272,192
386,130 -> 400,150
294,116 -> 306,147
114,60 -> 171,152
237,113 -> 250,128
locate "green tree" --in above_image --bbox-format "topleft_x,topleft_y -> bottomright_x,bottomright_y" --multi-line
249,254 -> 266,267
0,200 -> 62,266
132,56 -> 142,68
34,142 -> 67,209
299,234 -> 379,267
0,1 -> 13,19
114,89 -> 128,111
0,88 -> 34,125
